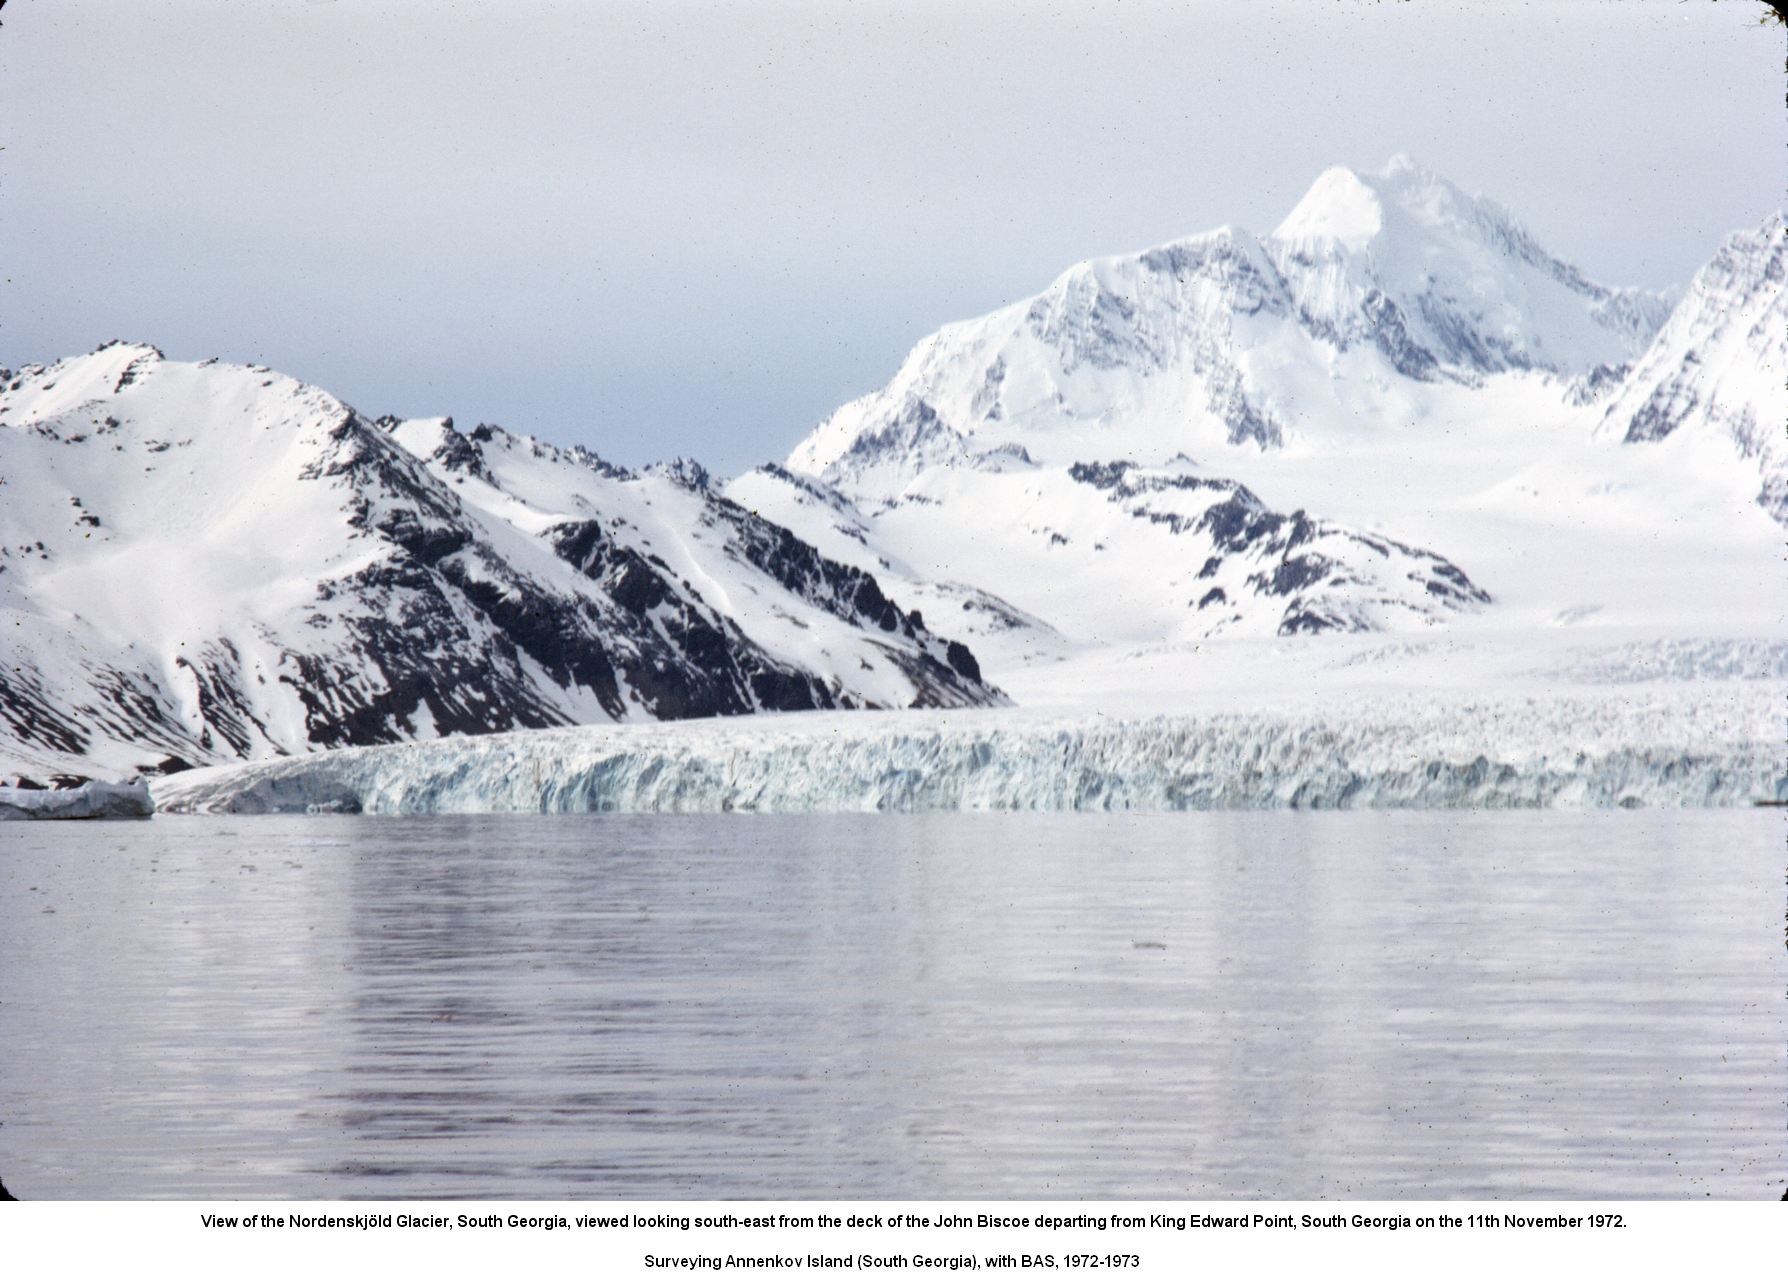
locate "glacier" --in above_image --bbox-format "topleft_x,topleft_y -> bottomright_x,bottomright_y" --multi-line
154,676 -> 1782,815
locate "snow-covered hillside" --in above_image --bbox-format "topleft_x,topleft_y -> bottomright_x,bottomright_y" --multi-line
788,155 -> 1670,487
1598,213 -> 1786,522
0,344 -> 999,780
731,456 -> 1491,664
743,158 -> 1783,676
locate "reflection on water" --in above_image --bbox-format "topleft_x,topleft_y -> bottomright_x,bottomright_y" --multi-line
1,812 -> 1782,1199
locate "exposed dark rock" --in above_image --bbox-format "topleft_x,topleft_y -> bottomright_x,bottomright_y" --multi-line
1361,288 -> 1439,380
1254,552 -> 1335,598
1067,458 -> 1488,636
945,641 -> 982,683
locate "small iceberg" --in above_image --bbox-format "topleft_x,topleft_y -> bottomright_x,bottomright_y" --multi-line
0,779 -> 155,821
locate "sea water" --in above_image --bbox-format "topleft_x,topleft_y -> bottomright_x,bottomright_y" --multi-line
0,812 -> 1780,1199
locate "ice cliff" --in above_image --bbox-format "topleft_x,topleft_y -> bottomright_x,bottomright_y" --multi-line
155,683 -> 1781,814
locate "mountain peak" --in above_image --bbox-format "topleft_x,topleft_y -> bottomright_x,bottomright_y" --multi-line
1378,151 -> 1458,195
1273,155 -> 1487,249
1273,165 -> 1385,247
783,156 -> 1681,492
1597,208 -> 1787,522
1382,151 -> 1426,177
92,339 -> 165,359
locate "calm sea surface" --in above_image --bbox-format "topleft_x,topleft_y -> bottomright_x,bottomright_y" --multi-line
1,812 -> 1781,1199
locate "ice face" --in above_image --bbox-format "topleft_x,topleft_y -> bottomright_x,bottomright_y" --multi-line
155,675 -> 1780,816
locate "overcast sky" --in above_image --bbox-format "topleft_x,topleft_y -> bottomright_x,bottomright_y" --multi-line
3,1 -> 1782,474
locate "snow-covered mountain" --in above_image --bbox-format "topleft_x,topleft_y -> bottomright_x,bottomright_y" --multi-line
731,455 -> 1490,664
747,158 -> 1780,676
0,343 -> 999,779
8,160 -> 1780,792
790,155 -> 1671,487
1597,212 -> 1786,522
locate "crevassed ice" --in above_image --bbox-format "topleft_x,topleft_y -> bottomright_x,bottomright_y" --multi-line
154,686 -> 1782,815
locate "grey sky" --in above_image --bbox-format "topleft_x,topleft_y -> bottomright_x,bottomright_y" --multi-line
3,0 -> 1781,474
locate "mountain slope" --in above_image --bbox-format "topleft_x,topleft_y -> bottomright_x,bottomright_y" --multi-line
1596,212 -> 1786,522
731,451 -> 1492,673
0,344 -> 999,779
1272,156 -> 1669,376
753,159 -> 1778,678
790,155 -> 1670,491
